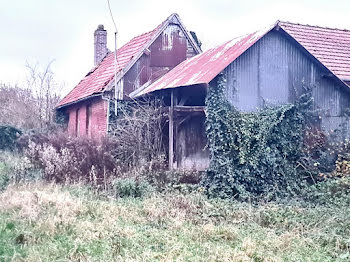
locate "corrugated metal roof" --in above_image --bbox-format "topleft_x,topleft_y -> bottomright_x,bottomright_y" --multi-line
134,26 -> 273,97
134,21 -> 350,97
279,21 -> 350,81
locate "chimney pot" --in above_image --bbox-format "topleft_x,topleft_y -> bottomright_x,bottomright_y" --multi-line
94,25 -> 107,66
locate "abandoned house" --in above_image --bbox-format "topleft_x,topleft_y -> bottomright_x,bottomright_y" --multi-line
57,16 -> 350,171
131,21 -> 350,170
56,13 -> 201,138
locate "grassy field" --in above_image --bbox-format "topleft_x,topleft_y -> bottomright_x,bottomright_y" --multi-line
0,183 -> 349,261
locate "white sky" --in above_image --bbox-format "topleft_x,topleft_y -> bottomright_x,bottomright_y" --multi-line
1,0 -> 350,97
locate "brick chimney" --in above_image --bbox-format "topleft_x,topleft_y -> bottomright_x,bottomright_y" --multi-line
94,25 -> 107,66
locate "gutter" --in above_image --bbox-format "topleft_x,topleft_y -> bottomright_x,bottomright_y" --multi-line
55,93 -> 102,109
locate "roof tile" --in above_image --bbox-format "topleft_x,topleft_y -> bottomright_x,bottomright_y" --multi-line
57,22 -> 163,107
279,21 -> 350,80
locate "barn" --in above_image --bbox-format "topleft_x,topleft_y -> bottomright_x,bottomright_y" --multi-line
56,13 -> 201,138
132,21 -> 350,171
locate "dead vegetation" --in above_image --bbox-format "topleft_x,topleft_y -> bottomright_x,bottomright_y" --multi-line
0,182 -> 349,261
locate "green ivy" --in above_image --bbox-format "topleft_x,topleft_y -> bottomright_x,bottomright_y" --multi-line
202,74 -> 313,200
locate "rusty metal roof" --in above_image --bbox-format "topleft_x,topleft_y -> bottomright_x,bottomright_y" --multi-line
134,21 -> 350,97
133,26 -> 274,97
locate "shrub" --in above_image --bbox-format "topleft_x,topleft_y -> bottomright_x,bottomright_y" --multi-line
22,130 -> 169,187
301,176 -> 350,207
0,125 -> 22,151
126,158 -> 202,192
112,178 -> 154,198
0,151 -> 40,189
24,133 -> 123,183
202,74 -> 313,200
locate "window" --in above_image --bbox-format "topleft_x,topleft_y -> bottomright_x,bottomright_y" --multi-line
86,105 -> 92,137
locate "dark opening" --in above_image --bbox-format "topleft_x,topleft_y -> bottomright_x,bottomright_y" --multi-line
86,105 -> 92,136
75,108 -> 80,136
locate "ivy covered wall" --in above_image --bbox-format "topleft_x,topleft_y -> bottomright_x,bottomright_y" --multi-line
202,74 -> 313,199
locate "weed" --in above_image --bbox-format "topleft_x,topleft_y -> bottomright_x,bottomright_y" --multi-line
0,182 -> 349,261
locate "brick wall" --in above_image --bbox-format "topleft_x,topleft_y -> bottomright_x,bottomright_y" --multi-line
65,96 -> 108,139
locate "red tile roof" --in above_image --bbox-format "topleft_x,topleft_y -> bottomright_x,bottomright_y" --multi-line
135,21 -> 350,97
279,21 -> 350,81
57,21 -> 163,107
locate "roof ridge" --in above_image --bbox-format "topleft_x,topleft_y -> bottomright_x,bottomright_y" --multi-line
278,20 -> 350,33
112,13 -> 172,53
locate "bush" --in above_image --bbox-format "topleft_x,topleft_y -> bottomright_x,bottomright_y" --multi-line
23,133 -> 123,183
0,151 -> 40,189
301,176 -> 350,206
0,125 -> 22,151
123,157 -> 203,192
112,178 -> 154,198
202,74 -> 313,200
22,131 -> 170,188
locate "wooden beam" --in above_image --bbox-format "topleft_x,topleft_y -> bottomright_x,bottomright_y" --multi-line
174,106 -> 206,112
161,106 -> 206,115
169,89 -> 174,170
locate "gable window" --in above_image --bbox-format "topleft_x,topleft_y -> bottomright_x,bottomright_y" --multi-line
86,105 -> 92,137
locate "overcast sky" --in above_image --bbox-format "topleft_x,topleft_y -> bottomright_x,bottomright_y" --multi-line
1,0 -> 350,96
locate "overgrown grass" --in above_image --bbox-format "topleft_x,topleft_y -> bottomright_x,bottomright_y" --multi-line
0,182 -> 349,261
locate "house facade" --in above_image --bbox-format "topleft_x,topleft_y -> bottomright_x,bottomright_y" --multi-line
133,21 -> 350,170
56,14 -> 201,138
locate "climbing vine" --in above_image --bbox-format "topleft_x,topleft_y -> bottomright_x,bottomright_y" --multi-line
202,74 -> 313,200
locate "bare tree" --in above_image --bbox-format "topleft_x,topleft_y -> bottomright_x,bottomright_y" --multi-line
0,83 -> 39,129
25,61 -> 61,129
0,61 -> 62,130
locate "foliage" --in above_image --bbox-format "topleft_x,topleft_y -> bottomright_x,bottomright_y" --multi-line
118,154 -> 202,193
203,74 -> 313,200
297,124 -> 350,183
0,182 -> 349,261
0,151 -> 41,191
301,176 -> 350,207
0,125 -> 22,151
23,130 -> 168,188
24,132 -> 123,184
112,178 -> 154,198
